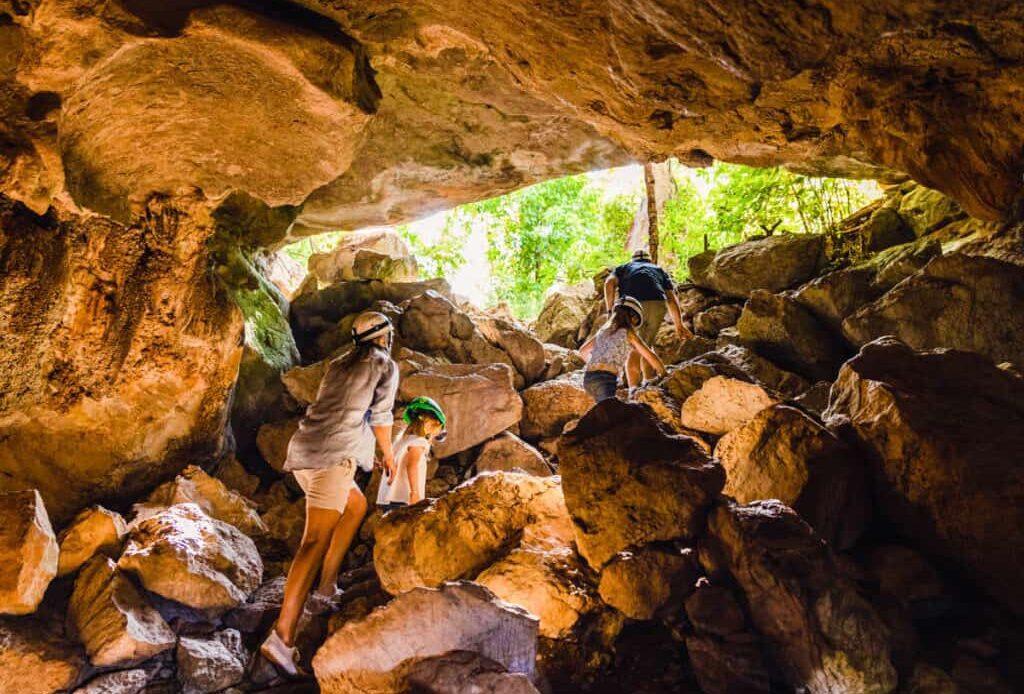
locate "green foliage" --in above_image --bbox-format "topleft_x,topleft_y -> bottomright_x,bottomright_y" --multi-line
658,163 -> 877,279
280,231 -> 344,268
455,175 -> 635,318
397,220 -> 468,279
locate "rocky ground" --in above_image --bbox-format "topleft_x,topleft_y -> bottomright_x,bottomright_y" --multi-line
1,182 -> 1023,693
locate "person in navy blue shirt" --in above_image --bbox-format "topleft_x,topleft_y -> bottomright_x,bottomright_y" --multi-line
604,249 -> 691,382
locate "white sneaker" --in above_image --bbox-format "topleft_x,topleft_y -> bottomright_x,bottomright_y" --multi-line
260,629 -> 300,677
307,586 -> 345,615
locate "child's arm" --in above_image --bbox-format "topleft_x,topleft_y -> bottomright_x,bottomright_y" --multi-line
404,445 -> 428,504
578,335 -> 596,360
628,330 -> 667,378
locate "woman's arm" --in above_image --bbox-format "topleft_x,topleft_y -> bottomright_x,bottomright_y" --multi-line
628,330 -> 667,377
369,359 -> 400,478
404,445 -> 427,504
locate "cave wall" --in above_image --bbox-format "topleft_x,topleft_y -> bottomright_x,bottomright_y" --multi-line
0,0 -> 1022,520
0,195 -> 243,522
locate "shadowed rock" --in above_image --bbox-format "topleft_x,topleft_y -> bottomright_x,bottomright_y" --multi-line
688,234 -> 825,298
475,433 -> 552,477
825,337 -> 1024,614
558,399 -> 724,569
0,616 -> 86,694
707,500 -> 897,693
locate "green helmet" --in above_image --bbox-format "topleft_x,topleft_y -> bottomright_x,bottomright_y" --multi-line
403,396 -> 447,427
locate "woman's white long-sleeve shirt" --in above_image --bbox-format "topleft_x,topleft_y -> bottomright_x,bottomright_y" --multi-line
283,345 -> 398,471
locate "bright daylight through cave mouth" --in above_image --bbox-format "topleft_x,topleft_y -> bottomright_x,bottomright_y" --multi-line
1,2 -> 1022,693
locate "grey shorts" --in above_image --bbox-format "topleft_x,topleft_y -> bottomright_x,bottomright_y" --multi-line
292,459 -> 356,513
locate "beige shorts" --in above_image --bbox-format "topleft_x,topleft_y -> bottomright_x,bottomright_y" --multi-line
638,299 -> 667,345
292,459 -> 356,513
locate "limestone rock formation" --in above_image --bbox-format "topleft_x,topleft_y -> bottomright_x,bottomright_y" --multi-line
520,375 -> 593,440
793,267 -> 881,332
476,546 -> 596,638
399,363 -> 522,458
707,501 -> 897,694
72,669 -> 149,694
176,630 -> 247,694
214,455 -> 261,499
693,304 -> 742,337
680,375 -> 778,436
540,343 -> 584,382
533,283 -> 595,348
558,400 -> 724,568
824,337 -> 1024,614
688,234 -> 825,298
397,291 -> 513,373
118,504 -> 263,613
135,465 -> 267,537
0,489 -> 58,614
0,617 -> 86,694
475,315 -> 548,386
0,199 -> 243,522
475,433 -> 552,477
665,344 -> 809,403
715,404 -> 868,548
256,417 -> 300,473
308,229 -> 417,285
312,582 -> 539,694
597,547 -> 699,620
57,506 -> 128,577
68,556 -> 175,667
406,651 -> 541,694
373,473 -> 567,595
843,253 -> 1024,368
736,289 -> 849,380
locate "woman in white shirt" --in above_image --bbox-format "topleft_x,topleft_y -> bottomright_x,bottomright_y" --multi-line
378,396 -> 447,509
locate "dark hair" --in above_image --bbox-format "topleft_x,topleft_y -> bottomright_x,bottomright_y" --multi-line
609,305 -> 639,331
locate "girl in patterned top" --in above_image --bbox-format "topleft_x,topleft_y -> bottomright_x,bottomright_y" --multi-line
579,296 -> 667,402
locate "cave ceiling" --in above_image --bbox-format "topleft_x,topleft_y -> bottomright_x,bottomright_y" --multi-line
1,0 -> 1022,242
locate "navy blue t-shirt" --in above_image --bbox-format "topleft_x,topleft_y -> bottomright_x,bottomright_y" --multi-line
613,261 -> 673,301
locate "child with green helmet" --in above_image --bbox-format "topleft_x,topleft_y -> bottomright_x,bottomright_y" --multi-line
376,396 -> 448,510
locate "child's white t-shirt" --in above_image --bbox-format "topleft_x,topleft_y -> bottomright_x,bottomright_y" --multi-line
376,431 -> 431,504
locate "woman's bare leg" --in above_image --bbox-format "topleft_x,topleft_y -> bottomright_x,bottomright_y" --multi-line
317,487 -> 368,596
626,350 -> 643,387
274,506 -> 340,645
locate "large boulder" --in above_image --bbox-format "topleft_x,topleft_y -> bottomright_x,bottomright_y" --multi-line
291,279 -> 451,339
134,465 -> 266,537
176,629 -> 247,694
842,253 -> 1024,368
373,473 -> 569,595
68,556 -> 175,667
72,669 -> 149,694
532,282 -> 595,348
312,582 -> 539,694
0,489 -> 58,614
680,375 -> 778,436
707,501 -> 897,694
558,400 -> 725,569
736,290 -> 849,381
475,316 -> 547,386
520,375 -> 593,440
475,433 -> 552,477
308,229 -> 417,285
255,417 -> 300,472
897,184 -> 964,237
476,546 -> 596,638
693,304 -> 742,337
540,343 -> 584,381
58,506 -> 128,577
118,504 -> 263,613
687,234 -> 826,298
0,617 -> 85,694
406,651 -> 541,694
399,363 -> 523,458
824,337 -> 1024,614
597,546 -> 700,620
793,267 -> 881,332
665,343 -> 810,402
715,404 -> 869,549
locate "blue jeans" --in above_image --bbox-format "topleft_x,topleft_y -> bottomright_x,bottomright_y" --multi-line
584,370 -> 619,402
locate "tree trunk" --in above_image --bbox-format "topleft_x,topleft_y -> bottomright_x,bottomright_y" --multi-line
644,161 -> 659,263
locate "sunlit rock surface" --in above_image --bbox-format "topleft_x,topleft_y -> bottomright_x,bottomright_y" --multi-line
0,489 -> 58,615
57,505 -> 128,578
